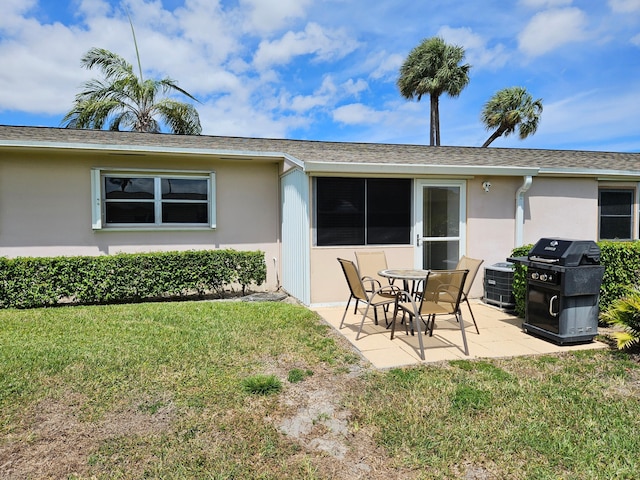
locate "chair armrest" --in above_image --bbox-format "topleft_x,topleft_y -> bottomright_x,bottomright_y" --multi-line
373,284 -> 402,298
394,289 -> 420,316
361,275 -> 382,291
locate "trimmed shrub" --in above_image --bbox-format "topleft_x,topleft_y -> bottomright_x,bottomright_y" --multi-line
0,249 -> 266,309
598,241 -> 640,309
509,244 -> 532,319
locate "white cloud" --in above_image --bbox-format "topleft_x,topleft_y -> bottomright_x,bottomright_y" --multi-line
518,7 -> 588,56
333,103 -> 382,125
342,78 -> 368,97
1,0 -> 37,18
280,76 -> 336,113
0,1 -> 37,34
0,18 -> 95,114
632,32 -> 640,45
77,0 -> 113,18
608,0 -> 640,13
173,1 -> 241,64
198,97 -> 297,138
287,94 -> 327,113
437,26 -> 509,69
240,0 -> 312,33
278,76 -> 368,115
367,52 -> 403,80
329,100 -> 432,145
252,22 -> 360,70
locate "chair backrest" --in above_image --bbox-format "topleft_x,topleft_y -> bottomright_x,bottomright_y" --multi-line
337,258 -> 368,301
355,250 -> 388,284
419,269 -> 469,315
456,256 -> 484,296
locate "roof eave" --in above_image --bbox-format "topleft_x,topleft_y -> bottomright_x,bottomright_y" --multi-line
0,139 -> 286,162
539,167 -> 640,180
302,161 -> 540,177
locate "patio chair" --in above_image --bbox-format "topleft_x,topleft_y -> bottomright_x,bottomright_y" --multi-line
392,269 -> 469,360
337,258 -> 401,339
455,256 -> 484,334
355,250 -> 392,293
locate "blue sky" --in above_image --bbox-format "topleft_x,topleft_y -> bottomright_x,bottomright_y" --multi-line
1,0 -> 639,151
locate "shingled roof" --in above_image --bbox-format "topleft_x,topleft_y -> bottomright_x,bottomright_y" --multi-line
1,124 -> 639,177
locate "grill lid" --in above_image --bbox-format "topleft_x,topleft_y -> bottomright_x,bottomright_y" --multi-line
528,238 -> 600,266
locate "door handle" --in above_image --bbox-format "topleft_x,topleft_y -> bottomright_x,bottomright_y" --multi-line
416,234 -> 422,247
549,295 -> 558,317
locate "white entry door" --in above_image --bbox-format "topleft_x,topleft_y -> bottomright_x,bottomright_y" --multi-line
415,180 -> 466,269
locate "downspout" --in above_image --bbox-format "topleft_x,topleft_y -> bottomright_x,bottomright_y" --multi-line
515,176 -> 533,247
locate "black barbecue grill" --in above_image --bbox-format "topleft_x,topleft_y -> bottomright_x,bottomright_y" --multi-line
509,238 -> 605,344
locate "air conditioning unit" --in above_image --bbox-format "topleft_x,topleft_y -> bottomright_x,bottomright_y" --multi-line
484,262 -> 515,309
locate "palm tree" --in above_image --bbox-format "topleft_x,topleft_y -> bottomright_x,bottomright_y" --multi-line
397,37 -> 471,146
62,47 -> 201,135
480,86 -> 543,147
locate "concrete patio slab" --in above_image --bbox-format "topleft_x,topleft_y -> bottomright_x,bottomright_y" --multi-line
312,300 -> 607,369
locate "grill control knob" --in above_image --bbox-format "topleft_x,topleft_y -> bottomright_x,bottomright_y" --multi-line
540,274 -> 548,282
531,272 -> 539,280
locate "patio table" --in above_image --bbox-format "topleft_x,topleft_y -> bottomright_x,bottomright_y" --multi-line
378,268 -> 429,295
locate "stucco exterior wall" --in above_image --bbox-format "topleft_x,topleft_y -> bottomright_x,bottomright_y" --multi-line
522,177 -> 598,243
465,177 -> 520,298
310,245 -> 414,305
0,149 -> 282,291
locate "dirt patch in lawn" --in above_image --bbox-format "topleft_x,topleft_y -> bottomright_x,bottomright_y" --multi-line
0,392 -> 176,479
0,367 -> 426,480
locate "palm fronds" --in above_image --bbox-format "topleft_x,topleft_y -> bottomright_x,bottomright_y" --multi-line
481,86 -> 543,147
601,291 -> 640,350
62,47 -> 201,135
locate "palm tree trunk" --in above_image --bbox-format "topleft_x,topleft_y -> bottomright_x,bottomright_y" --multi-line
482,127 -> 506,147
430,94 -> 440,146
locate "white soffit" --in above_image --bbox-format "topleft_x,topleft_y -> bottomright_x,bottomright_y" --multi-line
302,161 -> 539,177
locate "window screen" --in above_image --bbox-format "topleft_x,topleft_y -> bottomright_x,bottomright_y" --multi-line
599,189 -> 634,240
316,177 -> 411,246
103,175 -> 209,226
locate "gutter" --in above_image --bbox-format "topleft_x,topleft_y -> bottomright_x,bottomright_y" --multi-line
515,175 -> 533,247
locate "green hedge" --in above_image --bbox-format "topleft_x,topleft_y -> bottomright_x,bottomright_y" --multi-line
509,244 -> 532,318
598,241 -> 640,308
0,249 -> 266,309
509,241 -> 640,318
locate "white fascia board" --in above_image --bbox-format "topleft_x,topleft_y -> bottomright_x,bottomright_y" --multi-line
282,153 -> 305,169
302,161 -> 539,177
0,139 -> 285,161
540,167 -> 640,179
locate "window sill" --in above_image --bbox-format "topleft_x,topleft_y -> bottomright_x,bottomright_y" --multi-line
94,226 -> 216,232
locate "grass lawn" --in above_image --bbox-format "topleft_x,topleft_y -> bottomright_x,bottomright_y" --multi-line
0,300 -> 639,479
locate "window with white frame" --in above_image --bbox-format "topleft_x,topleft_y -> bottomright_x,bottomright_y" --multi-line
92,169 -> 216,229
598,188 -> 634,240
